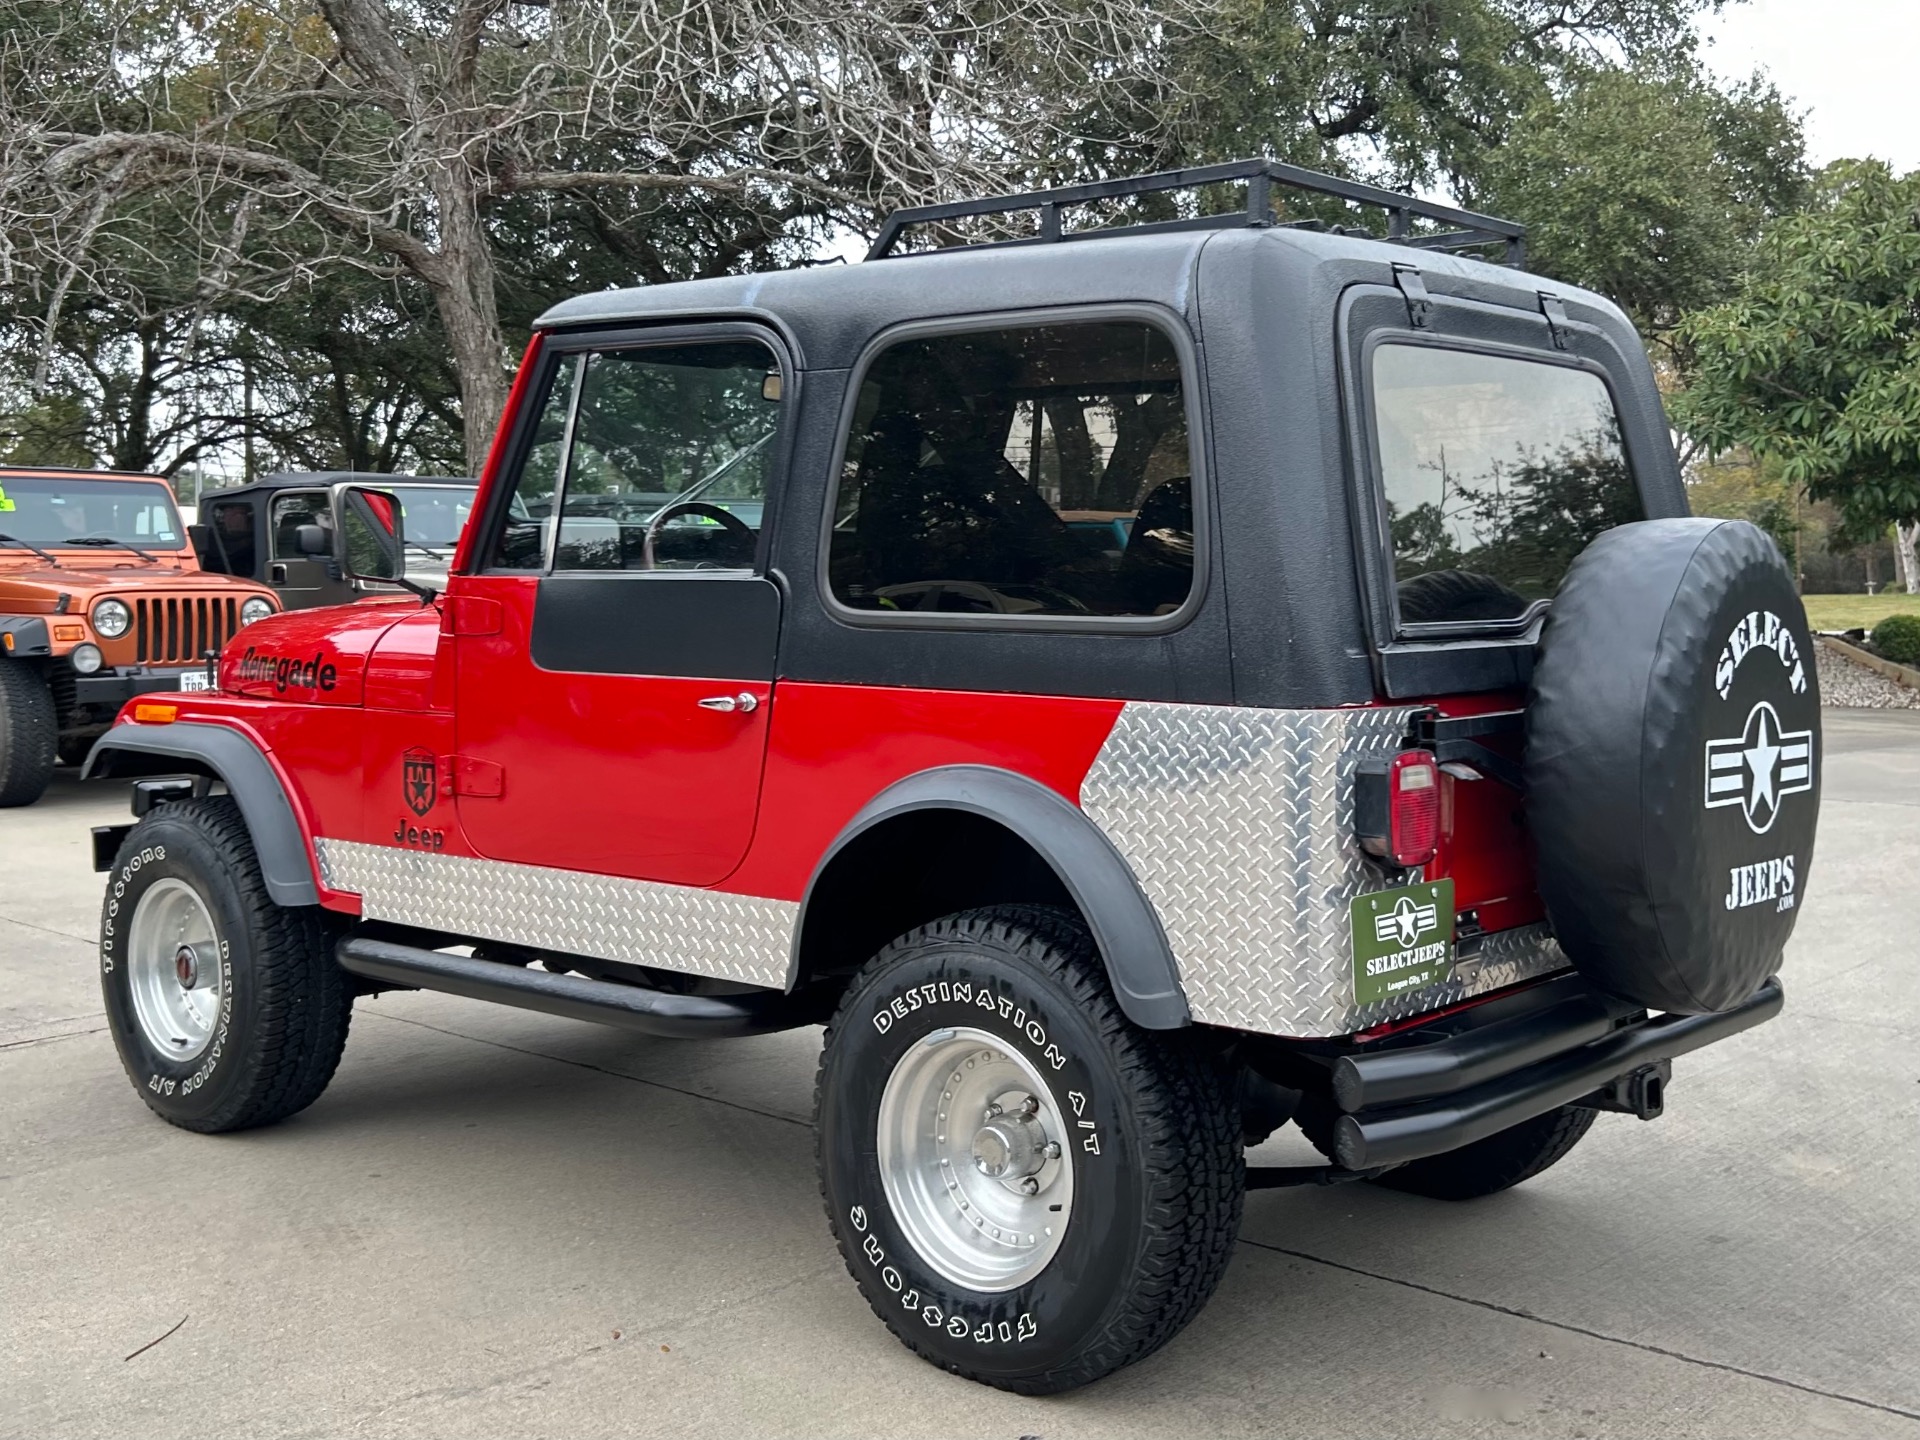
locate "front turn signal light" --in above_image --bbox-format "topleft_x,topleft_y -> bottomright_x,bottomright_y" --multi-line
132,702 -> 179,724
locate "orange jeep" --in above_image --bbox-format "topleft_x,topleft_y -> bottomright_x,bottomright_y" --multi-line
0,466 -> 279,805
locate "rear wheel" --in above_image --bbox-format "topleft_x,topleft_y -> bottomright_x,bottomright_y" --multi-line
1369,1104 -> 1596,1201
816,905 -> 1243,1394
0,662 -> 56,806
100,797 -> 352,1133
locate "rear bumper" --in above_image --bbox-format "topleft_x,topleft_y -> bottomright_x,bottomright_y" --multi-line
1329,976 -> 1784,1170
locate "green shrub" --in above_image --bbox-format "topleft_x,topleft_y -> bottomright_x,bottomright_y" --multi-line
1871,613 -> 1920,667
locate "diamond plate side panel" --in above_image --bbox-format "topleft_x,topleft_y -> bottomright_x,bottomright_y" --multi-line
315,840 -> 796,989
1078,703 -> 1568,1036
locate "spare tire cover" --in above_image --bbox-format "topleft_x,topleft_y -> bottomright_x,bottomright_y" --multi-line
1526,518 -> 1820,1014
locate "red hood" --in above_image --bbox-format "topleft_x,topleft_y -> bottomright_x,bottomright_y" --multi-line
219,601 -> 422,705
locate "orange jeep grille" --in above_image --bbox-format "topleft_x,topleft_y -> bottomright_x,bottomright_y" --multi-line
133,595 -> 242,665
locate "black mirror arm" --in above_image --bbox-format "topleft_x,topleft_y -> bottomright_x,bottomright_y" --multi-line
390,575 -> 439,606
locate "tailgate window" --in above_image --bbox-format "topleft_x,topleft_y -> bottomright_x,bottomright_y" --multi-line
1370,344 -> 1642,629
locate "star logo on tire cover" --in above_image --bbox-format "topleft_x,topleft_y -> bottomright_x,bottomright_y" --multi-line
1703,701 -> 1813,834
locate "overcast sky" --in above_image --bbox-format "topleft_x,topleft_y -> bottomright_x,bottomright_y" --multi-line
1701,0 -> 1920,173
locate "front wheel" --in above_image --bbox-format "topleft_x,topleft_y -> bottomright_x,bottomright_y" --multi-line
100,797 -> 352,1133
0,662 -> 56,806
816,905 -> 1243,1394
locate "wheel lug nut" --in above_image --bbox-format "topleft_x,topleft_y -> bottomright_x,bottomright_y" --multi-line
1043,1141 -> 1060,1160
1018,1177 -> 1040,1195
1019,1096 -> 1039,1116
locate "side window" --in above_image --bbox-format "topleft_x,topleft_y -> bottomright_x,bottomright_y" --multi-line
1371,345 -> 1642,628
203,500 -> 254,575
828,320 -> 1194,619
269,491 -> 330,560
488,340 -> 782,573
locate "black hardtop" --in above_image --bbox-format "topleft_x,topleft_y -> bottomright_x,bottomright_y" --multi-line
526,196 -> 1675,713
533,223 -> 1638,373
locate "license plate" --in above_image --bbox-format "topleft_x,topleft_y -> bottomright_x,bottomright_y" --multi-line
1350,879 -> 1455,1007
175,669 -> 213,692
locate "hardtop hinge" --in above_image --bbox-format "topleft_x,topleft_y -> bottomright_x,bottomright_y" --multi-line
1392,263 -> 1432,328
1538,292 -> 1571,350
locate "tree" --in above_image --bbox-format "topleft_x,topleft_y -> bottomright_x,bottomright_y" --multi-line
2,0 -> 1215,469
1114,4 -> 1804,352
1675,160 -> 1920,586
1473,62 -> 1804,351
1685,449 -> 1801,574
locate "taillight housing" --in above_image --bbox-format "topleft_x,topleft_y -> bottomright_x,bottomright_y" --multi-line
1355,748 -> 1441,868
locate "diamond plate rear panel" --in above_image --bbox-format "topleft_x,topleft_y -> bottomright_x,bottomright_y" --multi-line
1079,702 -> 1568,1036
315,840 -> 796,989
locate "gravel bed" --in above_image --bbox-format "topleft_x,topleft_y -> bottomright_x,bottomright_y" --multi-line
1815,640 -> 1920,709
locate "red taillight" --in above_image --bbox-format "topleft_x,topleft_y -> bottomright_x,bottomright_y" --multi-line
1356,747 -> 1441,868
1387,749 -> 1440,866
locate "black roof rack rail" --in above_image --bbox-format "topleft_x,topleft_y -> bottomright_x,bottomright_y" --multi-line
867,158 -> 1526,266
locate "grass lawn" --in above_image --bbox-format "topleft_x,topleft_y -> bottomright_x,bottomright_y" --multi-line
1800,591 -> 1920,632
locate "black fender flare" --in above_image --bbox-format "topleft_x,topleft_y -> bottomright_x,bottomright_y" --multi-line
0,616 -> 52,657
795,765 -> 1189,1029
83,722 -> 319,907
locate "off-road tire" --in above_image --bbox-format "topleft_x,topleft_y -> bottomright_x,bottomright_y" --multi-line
1369,1104 -> 1596,1201
816,905 -> 1243,1394
0,662 -> 56,807
100,796 -> 352,1133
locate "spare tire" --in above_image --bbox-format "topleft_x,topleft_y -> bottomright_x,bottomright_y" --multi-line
1526,518 -> 1820,1014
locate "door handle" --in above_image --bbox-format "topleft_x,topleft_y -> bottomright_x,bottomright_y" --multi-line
697,692 -> 760,714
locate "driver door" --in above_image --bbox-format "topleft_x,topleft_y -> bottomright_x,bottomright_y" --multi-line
265,489 -> 355,609
452,328 -> 786,885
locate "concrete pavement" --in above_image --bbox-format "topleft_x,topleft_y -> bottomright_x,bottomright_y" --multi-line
3,711 -> 1917,1438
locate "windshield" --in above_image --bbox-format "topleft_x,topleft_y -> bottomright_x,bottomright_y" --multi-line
0,475 -> 186,551
389,485 -> 477,549
1371,345 -> 1643,628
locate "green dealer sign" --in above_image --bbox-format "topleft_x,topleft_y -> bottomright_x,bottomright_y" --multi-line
1350,879 -> 1455,1008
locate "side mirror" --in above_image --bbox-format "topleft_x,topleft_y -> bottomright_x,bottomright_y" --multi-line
295,523 -> 331,557
186,523 -> 215,567
339,486 -> 406,583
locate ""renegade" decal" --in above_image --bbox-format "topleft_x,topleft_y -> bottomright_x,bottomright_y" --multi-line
232,646 -> 338,694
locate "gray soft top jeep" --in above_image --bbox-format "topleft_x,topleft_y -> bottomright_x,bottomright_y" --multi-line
88,160 -> 1817,1395
194,471 -> 477,609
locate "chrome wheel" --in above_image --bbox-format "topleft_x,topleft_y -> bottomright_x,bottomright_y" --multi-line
876,1026 -> 1074,1292
127,878 -> 224,1062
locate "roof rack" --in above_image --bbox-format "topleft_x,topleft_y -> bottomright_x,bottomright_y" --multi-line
867,158 -> 1526,266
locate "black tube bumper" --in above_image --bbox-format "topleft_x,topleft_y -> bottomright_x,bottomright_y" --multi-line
335,935 -> 818,1040
1331,977 -> 1784,1171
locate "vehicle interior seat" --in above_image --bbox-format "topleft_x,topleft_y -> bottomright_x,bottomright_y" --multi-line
850,454 -> 1075,597
1115,476 -> 1194,614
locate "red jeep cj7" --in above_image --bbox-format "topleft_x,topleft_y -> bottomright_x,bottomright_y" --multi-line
87,162 -> 1818,1394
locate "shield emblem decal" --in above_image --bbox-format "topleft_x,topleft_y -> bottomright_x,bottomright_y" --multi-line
403,748 -> 437,817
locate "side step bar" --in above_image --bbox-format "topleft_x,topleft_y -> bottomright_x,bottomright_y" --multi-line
1333,978 -> 1784,1171
335,936 -> 816,1040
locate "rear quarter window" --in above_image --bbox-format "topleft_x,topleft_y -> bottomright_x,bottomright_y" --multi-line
1371,344 -> 1642,629
827,318 -> 1196,621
